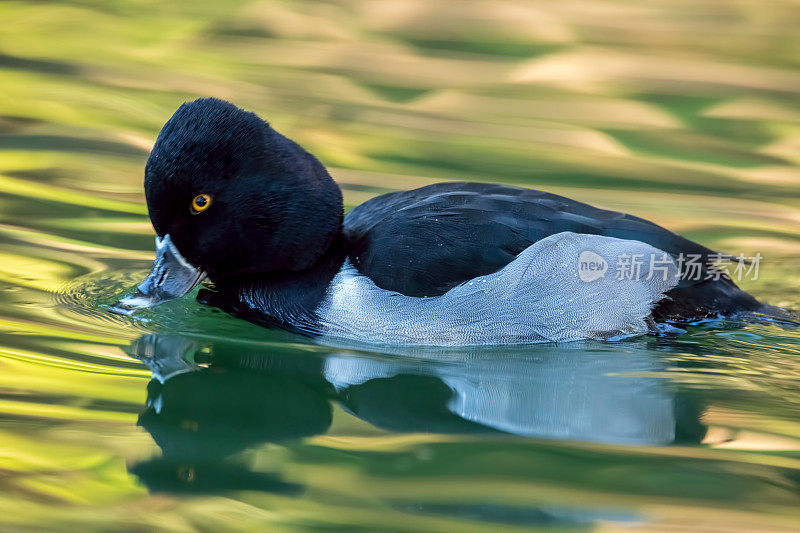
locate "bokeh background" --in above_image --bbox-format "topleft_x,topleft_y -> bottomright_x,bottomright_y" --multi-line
1,1 -> 800,531
3,0 -> 800,292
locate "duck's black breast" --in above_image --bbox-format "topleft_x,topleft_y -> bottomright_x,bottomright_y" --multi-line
342,182 -> 759,319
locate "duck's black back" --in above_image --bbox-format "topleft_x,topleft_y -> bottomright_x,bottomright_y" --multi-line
343,182 -> 760,320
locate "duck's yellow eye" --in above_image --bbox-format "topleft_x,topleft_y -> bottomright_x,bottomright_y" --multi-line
191,194 -> 212,213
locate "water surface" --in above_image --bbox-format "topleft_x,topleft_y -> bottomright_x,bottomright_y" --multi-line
1,1 -> 800,531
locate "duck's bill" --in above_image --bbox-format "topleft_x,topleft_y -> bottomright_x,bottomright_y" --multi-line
114,234 -> 206,312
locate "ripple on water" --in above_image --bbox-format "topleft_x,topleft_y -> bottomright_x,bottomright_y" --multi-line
54,269 -> 292,344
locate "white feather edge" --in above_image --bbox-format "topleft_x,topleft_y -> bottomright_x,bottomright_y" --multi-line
314,231 -> 680,346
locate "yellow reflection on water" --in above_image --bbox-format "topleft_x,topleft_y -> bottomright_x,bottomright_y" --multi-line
0,0 -> 799,531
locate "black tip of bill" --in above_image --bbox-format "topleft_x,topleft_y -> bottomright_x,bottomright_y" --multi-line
111,234 -> 206,315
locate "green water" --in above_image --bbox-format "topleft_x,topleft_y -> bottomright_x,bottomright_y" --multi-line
2,1 -> 800,531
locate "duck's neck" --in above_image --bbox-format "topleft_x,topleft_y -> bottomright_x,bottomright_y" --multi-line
197,232 -> 348,335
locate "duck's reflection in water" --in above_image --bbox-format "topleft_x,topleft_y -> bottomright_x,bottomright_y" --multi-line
324,345 -> 704,444
128,335 -> 333,494
126,335 -> 705,497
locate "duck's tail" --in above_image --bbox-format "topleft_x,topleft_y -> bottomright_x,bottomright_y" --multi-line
653,276 -> 799,326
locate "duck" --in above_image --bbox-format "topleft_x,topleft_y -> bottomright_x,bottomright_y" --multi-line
117,97 -> 765,345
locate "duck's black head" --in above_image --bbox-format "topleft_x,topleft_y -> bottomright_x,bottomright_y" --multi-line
120,98 -> 343,309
